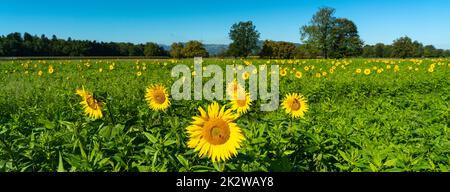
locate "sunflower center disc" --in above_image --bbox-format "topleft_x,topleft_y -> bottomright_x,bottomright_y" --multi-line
233,84 -> 240,94
203,119 -> 230,145
237,98 -> 247,107
291,99 -> 301,111
86,96 -> 98,110
153,91 -> 166,104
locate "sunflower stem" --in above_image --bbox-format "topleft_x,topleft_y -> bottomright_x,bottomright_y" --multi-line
289,118 -> 293,134
106,101 -> 116,125
220,162 -> 226,172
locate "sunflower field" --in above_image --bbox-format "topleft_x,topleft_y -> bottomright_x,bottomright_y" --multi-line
0,58 -> 449,172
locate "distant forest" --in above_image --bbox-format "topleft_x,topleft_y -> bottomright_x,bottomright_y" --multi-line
1,32 -> 448,59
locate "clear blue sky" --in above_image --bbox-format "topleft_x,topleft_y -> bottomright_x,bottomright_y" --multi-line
1,0 -> 450,48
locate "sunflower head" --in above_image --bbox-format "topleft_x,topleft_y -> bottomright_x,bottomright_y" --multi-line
377,69 -> 383,74
230,92 -> 252,115
76,86 -> 90,100
242,71 -> 250,80
186,102 -> 245,162
295,71 -> 302,78
76,87 -> 103,119
282,93 -> 308,118
48,66 -> 54,74
280,68 -> 287,76
226,80 -> 245,99
145,84 -> 170,111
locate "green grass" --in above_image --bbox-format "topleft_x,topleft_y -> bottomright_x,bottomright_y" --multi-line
0,58 -> 449,172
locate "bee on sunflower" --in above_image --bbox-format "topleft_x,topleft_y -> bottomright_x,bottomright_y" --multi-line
186,102 -> 245,162
76,87 -> 103,119
145,84 -> 171,111
282,93 -> 309,118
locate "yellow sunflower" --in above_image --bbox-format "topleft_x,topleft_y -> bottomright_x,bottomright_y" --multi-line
242,71 -> 250,80
186,102 -> 245,162
282,93 -> 308,118
145,84 -> 170,111
295,71 -> 302,78
76,86 -> 90,100
48,65 -> 54,74
280,68 -> 287,76
230,92 -> 252,115
226,80 -> 245,98
377,69 -> 383,74
394,65 -> 400,72
76,87 -> 103,119
364,69 -> 371,75
356,68 -> 362,74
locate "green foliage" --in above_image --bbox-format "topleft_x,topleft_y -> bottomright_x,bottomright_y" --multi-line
295,44 -> 320,59
0,32 -> 148,57
300,7 -> 363,59
260,40 -> 296,59
391,37 -> 415,58
144,42 -> 167,57
169,42 -> 184,58
228,21 -> 260,57
181,41 -> 209,58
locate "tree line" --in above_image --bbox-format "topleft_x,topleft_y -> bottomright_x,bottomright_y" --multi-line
1,7 -> 449,58
0,32 -> 211,58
